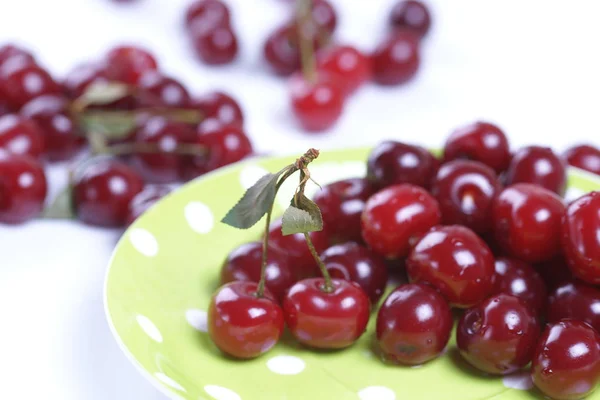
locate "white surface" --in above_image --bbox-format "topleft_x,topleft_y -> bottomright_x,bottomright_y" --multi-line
1,0 -> 600,399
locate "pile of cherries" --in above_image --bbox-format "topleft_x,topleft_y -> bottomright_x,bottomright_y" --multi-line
209,121 -> 600,400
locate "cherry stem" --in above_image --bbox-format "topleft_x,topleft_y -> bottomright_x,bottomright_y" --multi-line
296,0 -> 316,84
81,108 -> 203,125
304,232 -> 334,292
256,202 -> 275,298
103,141 -> 208,157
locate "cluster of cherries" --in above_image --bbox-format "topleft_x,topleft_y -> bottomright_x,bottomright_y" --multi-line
209,121 -> 600,400
0,43 -> 253,226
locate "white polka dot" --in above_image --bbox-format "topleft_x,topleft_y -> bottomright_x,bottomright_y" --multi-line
184,202 -> 214,234
136,315 -> 163,343
410,364 -> 423,369
266,355 -> 306,375
239,165 -> 270,189
358,386 -> 396,400
204,385 -> 241,400
502,371 -> 533,390
129,228 -> 159,257
186,309 -> 207,332
154,372 -> 186,392
565,187 -> 585,203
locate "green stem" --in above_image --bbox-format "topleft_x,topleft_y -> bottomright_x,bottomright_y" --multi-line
104,142 -> 207,156
304,232 -> 333,292
80,108 -> 204,125
296,0 -> 316,83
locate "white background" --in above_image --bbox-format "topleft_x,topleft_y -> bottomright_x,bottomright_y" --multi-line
1,0 -> 599,399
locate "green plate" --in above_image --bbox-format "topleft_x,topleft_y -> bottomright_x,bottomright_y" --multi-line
104,146 -> 600,400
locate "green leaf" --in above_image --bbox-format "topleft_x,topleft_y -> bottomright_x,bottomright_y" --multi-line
42,186 -> 75,219
79,82 -> 130,106
281,194 -> 323,235
79,112 -> 137,138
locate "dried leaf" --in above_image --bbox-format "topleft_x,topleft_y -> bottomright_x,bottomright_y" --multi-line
281,194 -> 323,235
42,186 -> 74,219
79,82 -> 130,106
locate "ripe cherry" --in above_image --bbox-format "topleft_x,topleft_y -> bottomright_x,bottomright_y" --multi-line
492,183 -> 565,263
316,45 -> 371,95
307,0 -> 337,36
431,160 -> 501,234
62,61 -> 109,99
505,146 -> 567,195
564,144 -> 600,176
208,281 -> 284,359
185,0 -> 230,30
371,31 -> 420,86
283,277 -> 370,349
191,91 -> 244,128
534,256 -> 574,291
105,45 -> 158,85
263,24 -> 301,76
547,281 -> 600,334
492,257 -> 547,316
191,24 -> 238,65
376,283 -> 452,365
389,0 -> 432,38
289,73 -> 344,132
72,157 -> 144,227
406,225 -> 495,308
562,191 -> 600,284
0,114 -> 44,158
137,71 -> 190,108
366,141 -> 439,190
0,56 -> 61,108
361,184 -> 441,259
0,45 -> 35,66
531,320 -> 600,400
457,294 -> 540,375
125,185 -> 171,225
0,150 -> 47,224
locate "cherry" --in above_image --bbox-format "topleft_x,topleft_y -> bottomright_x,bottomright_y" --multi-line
191,24 -> 238,65
389,0 -> 432,39
137,71 -> 190,108
20,95 -> 86,162
185,0 -> 230,30
283,277 -> 370,349
289,73 -> 344,132
505,146 -> 567,195
208,281 -> 284,359
72,157 -> 144,227
406,225 -> 495,308
263,24 -> 301,76
531,320 -> 600,400
0,56 -> 61,108
492,257 -> 547,315
562,191 -> 600,284
457,294 -> 540,375
321,242 -> 388,304
220,241 -> 296,302
190,91 -> 244,128
313,178 -> 375,244
361,184 -> 441,259
62,61 -> 110,99
371,31 -> 420,86
547,281 -> 600,334
105,45 -> 158,85
307,0 -> 337,36
316,45 -> 371,95
0,151 -> 47,224
431,160 -> 501,234
0,45 -> 35,66
564,144 -> 600,176
0,114 -> 44,158
443,121 -> 511,174
376,283 -> 452,365
125,185 -> 171,226
534,256 -> 574,291
492,183 -> 565,263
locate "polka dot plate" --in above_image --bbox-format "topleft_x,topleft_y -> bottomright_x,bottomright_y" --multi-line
104,146 -> 600,400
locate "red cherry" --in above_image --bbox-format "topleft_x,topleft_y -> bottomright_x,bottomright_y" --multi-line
505,146 -> 567,195
431,160 -> 501,234
371,31 -> 420,86
564,144 -> 600,176
313,178 -> 375,244
283,277 -> 370,349
137,71 -> 190,108
191,24 -> 238,65
62,61 -> 110,99
492,183 -> 565,263
105,45 -> 158,85
185,0 -> 230,30
316,45 -> 371,95
0,56 -> 61,108
208,281 -> 284,359
389,0 -> 432,38
307,0 -> 337,35
534,256 -> 574,291
0,45 -> 35,66
73,157 -> 144,227
406,225 -> 495,308
532,320 -> 600,400
547,281 -> 600,334
125,185 -> 171,225
289,73 -> 344,132
0,151 -> 47,224
457,294 -> 540,375
321,242 -> 388,304
562,191 -> 600,284
492,257 -> 547,315
191,91 -> 244,128
263,24 -> 301,76
376,283 -> 452,365
0,114 -> 44,158
361,184 -> 441,259
443,121 -> 511,174
220,242 -> 296,303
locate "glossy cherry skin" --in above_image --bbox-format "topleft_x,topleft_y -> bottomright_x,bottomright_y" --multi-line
389,0 -> 431,38
289,73 -> 344,132
361,184 -> 441,259
505,146 -> 567,195
316,45 -> 371,95
564,144 -> 600,176
431,160 -> 501,234
263,24 -> 301,76
0,56 -> 61,108
0,45 -> 35,66
191,91 -> 244,128
191,24 -> 238,65
208,281 -> 284,359
0,151 -> 47,224
371,31 -> 420,86
137,71 -> 190,108
185,0 -> 230,30
492,183 -> 565,263
308,0 -> 337,35
376,283 -> 452,365
313,178 -> 375,244
125,185 -> 171,226
283,278 -> 370,349
492,257 -> 547,316
220,242 -> 296,303
534,256 -> 574,291
457,294 -> 540,375
406,225 -> 495,308
547,281 -> 600,334
0,114 -> 44,158
531,320 -> 600,400
73,158 -> 144,227
62,61 -> 110,99
367,141 -> 439,190
562,191 -> 600,284
105,46 -> 158,85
